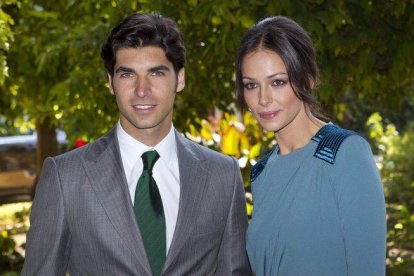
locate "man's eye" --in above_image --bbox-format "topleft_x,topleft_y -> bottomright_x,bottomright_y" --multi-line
152,71 -> 165,76
120,72 -> 133,78
243,83 -> 257,90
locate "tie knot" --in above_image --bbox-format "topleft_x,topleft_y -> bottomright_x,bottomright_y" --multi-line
141,150 -> 159,172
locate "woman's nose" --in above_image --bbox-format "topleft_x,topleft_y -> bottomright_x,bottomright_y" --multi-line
258,87 -> 273,106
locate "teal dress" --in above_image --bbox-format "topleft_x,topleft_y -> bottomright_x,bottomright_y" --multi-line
246,125 -> 386,276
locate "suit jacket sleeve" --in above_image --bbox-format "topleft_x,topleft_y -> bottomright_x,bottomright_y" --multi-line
21,157 -> 70,275
215,157 -> 252,275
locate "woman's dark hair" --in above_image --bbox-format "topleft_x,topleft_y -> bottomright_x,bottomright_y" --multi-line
101,13 -> 186,76
235,16 -> 326,119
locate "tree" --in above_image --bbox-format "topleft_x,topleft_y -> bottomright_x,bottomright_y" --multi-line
0,0 -> 16,86
1,1 -> 414,274
0,0 -> 18,135
1,0 -> 413,190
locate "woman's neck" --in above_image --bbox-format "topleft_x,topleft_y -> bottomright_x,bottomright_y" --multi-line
276,113 -> 325,155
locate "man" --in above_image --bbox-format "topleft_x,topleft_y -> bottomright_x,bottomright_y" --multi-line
22,13 -> 251,275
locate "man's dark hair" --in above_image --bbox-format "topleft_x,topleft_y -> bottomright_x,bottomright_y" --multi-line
235,16 -> 326,119
101,13 -> 186,76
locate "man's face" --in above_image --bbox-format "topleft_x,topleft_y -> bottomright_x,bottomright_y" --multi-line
109,46 -> 185,145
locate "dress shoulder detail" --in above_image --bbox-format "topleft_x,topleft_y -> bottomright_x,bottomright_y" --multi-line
250,148 -> 275,183
311,124 -> 357,164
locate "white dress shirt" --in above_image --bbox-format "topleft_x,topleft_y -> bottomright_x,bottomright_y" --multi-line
117,122 -> 180,253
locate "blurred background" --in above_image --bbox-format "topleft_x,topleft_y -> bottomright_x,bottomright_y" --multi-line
0,0 -> 413,274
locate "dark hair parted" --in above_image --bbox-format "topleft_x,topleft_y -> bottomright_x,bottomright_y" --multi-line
101,13 -> 186,76
235,16 -> 326,119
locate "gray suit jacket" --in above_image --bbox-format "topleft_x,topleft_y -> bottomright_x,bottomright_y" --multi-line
22,127 -> 251,275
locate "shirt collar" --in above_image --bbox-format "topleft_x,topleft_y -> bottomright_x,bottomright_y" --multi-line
116,121 -> 177,165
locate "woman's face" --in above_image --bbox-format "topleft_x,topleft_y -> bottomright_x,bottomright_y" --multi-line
242,49 -> 305,133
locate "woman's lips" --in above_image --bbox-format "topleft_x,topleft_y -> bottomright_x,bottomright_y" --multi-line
258,110 -> 279,120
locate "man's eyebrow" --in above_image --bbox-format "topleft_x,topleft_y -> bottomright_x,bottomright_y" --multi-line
149,65 -> 171,73
115,66 -> 134,74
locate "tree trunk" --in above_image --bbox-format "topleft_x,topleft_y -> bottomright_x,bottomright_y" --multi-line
32,116 -> 58,198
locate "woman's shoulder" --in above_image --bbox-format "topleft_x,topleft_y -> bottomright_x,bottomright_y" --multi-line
314,125 -> 376,176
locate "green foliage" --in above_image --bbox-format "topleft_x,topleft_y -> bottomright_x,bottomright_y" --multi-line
367,113 -> 414,275
1,0 -> 120,139
0,203 -> 30,274
0,0 -> 18,85
0,1 -> 413,273
0,0 -> 18,131
1,0 -> 413,139
0,231 -> 24,273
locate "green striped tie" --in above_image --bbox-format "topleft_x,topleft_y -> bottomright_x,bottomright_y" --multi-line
134,150 -> 166,276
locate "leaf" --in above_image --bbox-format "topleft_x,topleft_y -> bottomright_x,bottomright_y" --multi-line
221,125 -> 240,156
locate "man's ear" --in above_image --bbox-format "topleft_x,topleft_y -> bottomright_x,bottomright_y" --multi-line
176,68 -> 185,92
108,73 -> 115,95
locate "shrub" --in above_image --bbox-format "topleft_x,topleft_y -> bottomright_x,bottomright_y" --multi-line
367,112 -> 414,274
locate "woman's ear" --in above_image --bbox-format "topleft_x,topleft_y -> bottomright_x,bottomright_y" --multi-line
309,76 -> 316,90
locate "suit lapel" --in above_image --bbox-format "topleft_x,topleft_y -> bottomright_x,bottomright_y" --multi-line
81,128 -> 151,274
163,131 -> 211,269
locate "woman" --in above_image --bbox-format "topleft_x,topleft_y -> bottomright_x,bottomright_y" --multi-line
236,16 -> 386,275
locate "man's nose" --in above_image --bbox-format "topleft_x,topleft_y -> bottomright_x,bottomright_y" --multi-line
135,77 -> 151,97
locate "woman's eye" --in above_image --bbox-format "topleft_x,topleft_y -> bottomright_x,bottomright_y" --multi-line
272,79 -> 286,86
243,83 -> 257,90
